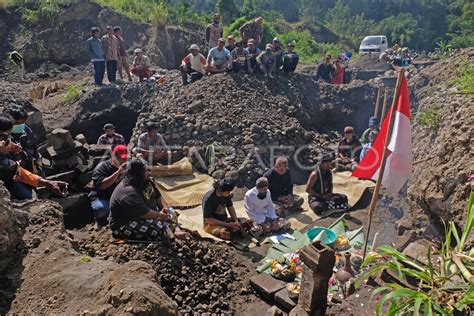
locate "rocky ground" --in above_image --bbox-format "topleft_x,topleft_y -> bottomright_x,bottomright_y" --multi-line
0,0 -> 472,314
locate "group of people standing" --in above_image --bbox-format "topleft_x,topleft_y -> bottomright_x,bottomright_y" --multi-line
180,15 -> 300,84
85,26 -> 152,85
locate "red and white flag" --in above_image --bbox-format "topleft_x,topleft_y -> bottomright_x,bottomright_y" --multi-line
352,75 -> 412,194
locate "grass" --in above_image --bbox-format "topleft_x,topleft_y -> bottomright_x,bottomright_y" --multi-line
450,58 -> 474,94
63,84 -> 82,104
79,255 -> 91,264
95,0 -> 169,26
356,192 -> 474,315
417,104 -> 442,129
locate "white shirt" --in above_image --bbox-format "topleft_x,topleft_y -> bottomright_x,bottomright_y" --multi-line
244,187 -> 278,224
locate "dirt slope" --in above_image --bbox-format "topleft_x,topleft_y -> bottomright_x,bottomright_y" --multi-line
408,48 -> 474,241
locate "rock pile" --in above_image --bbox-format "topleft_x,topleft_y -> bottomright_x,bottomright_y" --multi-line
130,72 -> 377,186
75,227 -> 257,315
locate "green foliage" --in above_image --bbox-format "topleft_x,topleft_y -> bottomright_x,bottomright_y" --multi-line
356,194 -> 474,314
95,0 -> 169,25
79,255 -> 92,264
450,58 -> 474,93
63,84 -> 82,104
216,0 -> 238,24
13,0 -> 72,24
417,104 -> 442,128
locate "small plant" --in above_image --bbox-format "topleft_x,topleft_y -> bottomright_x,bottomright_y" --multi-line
450,58 -> 474,94
356,192 -> 474,315
63,84 -> 82,104
417,104 -> 442,128
79,255 -> 91,264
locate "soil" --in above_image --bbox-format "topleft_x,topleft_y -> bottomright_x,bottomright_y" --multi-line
0,0 -> 472,314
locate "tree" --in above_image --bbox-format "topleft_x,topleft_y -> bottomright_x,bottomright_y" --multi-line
216,0 -> 238,24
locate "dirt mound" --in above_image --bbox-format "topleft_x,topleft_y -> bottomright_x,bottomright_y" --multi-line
408,48 -> 473,242
0,184 -> 178,315
130,72 -> 377,185
73,227 -> 260,315
1,0 -> 205,70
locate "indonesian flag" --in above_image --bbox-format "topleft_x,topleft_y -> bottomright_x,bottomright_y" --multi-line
352,75 -> 412,195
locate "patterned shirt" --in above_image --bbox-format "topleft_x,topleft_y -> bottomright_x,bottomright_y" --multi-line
101,34 -> 119,61
97,133 -> 126,146
239,21 -> 263,44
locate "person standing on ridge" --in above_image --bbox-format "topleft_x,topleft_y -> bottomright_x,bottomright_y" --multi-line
101,26 -> 119,83
206,13 -> 223,49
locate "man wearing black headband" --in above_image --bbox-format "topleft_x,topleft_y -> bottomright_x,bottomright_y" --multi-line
202,177 -> 240,240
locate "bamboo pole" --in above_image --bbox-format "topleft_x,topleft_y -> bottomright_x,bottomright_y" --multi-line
362,68 -> 405,261
381,89 -> 389,121
373,87 -> 381,118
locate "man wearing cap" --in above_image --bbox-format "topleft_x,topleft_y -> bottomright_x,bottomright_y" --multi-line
360,130 -> 378,161
316,55 -> 335,83
101,26 -> 119,83
244,177 -> 290,237
273,37 -> 284,73
206,13 -> 223,49
239,17 -> 264,46
245,39 -> 261,73
231,42 -> 251,73
360,117 -> 380,144
131,48 -> 152,81
257,43 -> 277,79
97,123 -> 126,146
206,38 -> 232,74
180,44 -> 207,85
306,152 -> 350,216
282,41 -> 299,76
136,122 -> 171,165
89,144 -> 128,226
225,35 -> 236,52
336,126 -> 362,171
264,157 -> 304,216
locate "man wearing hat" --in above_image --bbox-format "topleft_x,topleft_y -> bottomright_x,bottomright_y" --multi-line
244,177 -> 290,237
230,41 -> 251,73
316,54 -> 335,83
282,40 -> 299,76
89,144 -> 128,226
206,38 -> 232,74
336,126 -> 362,171
272,37 -> 284,74
97,123 -> 126,146
360,117 -> 380,144
131,48 -> 152,81
245,39 -> 261,73
306,152 -> 350,216
180,44 -> 206,85
257,43 -> 277,79
206,13 -> 223,49
239,16 -> 264,46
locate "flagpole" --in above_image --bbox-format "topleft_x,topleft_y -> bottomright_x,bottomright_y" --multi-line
373,87 -> 381,118
381,89 -> 388,121
362,68 -> 406,261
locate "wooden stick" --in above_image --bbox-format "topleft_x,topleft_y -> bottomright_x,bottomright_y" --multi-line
363,69 -> 405,261
373,87 -> 381,118
381,89 -> 388,120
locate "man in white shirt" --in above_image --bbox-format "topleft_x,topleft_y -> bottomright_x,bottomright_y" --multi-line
180,44 -> 207,85
244,177 -> 290,235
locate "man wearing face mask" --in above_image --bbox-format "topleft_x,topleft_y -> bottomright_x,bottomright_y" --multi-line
4,104 -> 42,175
89,144 -> 128,227
0,115 -> 67,200
244,177 -> 290,236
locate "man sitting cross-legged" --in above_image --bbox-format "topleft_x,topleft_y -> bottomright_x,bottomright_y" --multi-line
244,177 -> 290,238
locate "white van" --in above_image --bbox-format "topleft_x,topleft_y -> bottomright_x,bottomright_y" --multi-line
359,35 -> 388,55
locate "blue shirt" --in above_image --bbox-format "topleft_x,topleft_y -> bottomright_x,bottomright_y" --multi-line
208,47 -> 230,66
